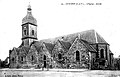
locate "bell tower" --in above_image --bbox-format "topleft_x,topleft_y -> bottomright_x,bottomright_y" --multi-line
21,4 -> 37,46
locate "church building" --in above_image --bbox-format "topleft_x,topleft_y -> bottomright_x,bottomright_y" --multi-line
9,5 -> 114,69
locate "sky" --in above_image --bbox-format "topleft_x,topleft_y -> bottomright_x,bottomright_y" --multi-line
0,0 -> 120,60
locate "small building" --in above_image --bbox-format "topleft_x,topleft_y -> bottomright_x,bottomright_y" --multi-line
114,58 -> 120,70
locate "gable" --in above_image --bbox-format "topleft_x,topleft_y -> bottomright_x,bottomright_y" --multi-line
32,41 -> 42,54
68,37 -> 96,55
28,45 -> 38,55
10,47 -> 18,56
40,43 -> 52,58
69,37 -> 87,53
44,42 -> 55,53
19,46 -> 30,55
52,40 -> 66,54
54,40 -> 64,50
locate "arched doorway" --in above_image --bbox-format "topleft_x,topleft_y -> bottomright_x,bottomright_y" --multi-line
76,50 -> 80,61
43,55 -> 46,68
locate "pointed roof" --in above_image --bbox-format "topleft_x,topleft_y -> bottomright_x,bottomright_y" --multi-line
78,30 -> 107,44
58,40 -> 71,50
43,42 -> 55,52
20,46 -> 30,54
10,47 -> 19,55
61,30 -> 107,44
22,4 -> 37,25
44,30 -> 107,44
69,36 -> 96,52
95,32 -> 107,43
31,41 -> 43,53
80,39 -> 97,52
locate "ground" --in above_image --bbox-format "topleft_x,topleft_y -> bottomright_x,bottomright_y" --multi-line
0,69 -> 120,77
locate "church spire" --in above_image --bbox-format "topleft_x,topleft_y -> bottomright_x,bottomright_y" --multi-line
22,3 -> 37,25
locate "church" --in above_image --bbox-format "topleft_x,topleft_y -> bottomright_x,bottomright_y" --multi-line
9,5 -> 114,70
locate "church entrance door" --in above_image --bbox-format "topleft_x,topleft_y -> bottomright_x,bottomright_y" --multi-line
44,61 -> 46,68
43,55 -> 46,68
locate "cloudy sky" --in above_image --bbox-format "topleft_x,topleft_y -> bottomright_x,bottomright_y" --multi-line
0,0 -> 120,60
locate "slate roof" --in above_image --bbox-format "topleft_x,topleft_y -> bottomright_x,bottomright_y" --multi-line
58,40 -> 71,50
29,30 -> 107,46
80,39 -> 97,52
15,29 -> 107,55
96,32 -> 107,43
32,41 -> 43,53
43,29 -> 108,44
43,42 -> 55,54
72,29 -> 107,44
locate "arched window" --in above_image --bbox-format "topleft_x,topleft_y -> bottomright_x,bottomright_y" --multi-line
44,55 -> 46,60
58,53 -> 62,60
21,56 -> 24,61
24,30 -> 27,35
12,57 -> 14,62
31,55 -> 34,61
76,51 -> 80,61
32,30 -> 34,35
100,49 -> 104,58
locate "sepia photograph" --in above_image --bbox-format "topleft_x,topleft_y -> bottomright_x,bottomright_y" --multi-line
0,0 -> 120,77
